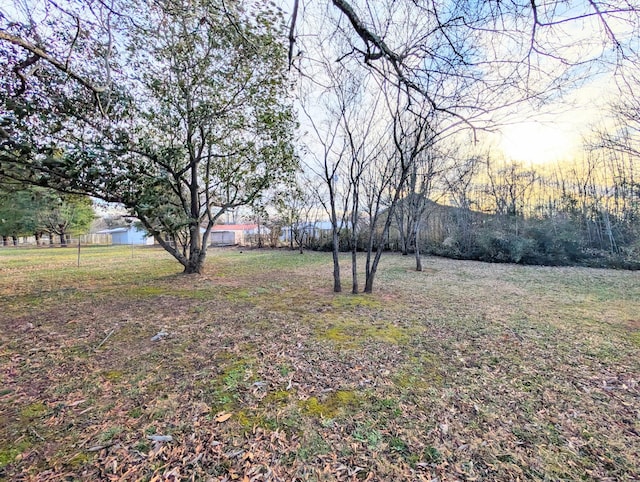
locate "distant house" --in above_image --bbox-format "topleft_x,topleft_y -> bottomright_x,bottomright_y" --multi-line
210,224 -> 261,246
97,225 -> 154,245
280,220 -> 333,244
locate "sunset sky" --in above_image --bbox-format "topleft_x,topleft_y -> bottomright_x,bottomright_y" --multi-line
496,70 -> 620,165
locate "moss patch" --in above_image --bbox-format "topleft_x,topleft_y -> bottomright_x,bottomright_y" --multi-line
264,390 -> 291,407
20,402 -> 48,420
124,286 -> 170,298
66,452 -> 94,469
299,390 -> 362,418
0,440 -> 32,468
102,370 -> 124,381
236,410 -> 280,431
316,319 -> 411,346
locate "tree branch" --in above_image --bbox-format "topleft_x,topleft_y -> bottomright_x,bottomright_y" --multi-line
0,30 -> 107,94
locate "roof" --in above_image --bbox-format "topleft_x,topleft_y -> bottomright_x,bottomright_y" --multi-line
97,227 -> 129,234
212,224 -> 258,232
97,225 -> 148,235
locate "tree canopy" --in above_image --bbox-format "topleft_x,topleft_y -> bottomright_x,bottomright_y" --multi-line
1,0 -> 297,272
0,185 -> 94,245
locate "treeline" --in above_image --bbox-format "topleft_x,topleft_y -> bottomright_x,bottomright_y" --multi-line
406,152 -> 639,268
0,186 -> 94,246
282,150 -> 639,269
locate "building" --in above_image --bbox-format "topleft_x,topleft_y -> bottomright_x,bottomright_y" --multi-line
210,224 -> 261,246
97,225 -> 154,245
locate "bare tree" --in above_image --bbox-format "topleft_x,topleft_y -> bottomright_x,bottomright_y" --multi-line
292,0 -> 639,124
299,64 -> 352,292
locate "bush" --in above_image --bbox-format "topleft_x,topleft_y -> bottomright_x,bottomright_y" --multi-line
424,215 -> 639,269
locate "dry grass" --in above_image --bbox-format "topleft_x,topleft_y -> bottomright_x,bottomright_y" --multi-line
0,246 -> 638,481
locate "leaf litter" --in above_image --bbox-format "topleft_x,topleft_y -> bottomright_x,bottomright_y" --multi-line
0,247 -> 638,480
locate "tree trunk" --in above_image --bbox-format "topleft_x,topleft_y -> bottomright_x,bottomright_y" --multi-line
363,254 -> 378,293
351,247 -> 358,294
60,233 -> 67,246
332,225 -> 341,293
183,247 -> 206,274
183,259 -> 204,274
414,221 -> 423,271
12,235 -> 18,246
330,195 -> 342,292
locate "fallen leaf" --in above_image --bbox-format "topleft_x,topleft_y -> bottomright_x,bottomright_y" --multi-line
215,412 -> 233,423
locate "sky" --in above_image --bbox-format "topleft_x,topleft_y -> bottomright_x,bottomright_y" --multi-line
288,0 -> 638,167
495,80 -> 615,165
3,0 -> 636,168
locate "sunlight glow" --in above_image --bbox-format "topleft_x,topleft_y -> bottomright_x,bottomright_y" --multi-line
500,122 -> 581,165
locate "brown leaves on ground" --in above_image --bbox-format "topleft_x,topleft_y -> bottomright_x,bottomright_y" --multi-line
0,247 -> 638,481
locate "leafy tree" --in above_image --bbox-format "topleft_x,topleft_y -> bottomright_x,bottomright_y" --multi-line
38,193 -> 95,246
1,0 -> 296,273
0,185 -> 93,246
0,183 -> 24,245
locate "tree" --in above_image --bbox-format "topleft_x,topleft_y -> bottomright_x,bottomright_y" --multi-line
289,0 -> 639,286
292,0 -> 638,127
276,178 -> 316,254
299,56 -> 354,292
0,183 -> 25,245
0,185 -> 93,246
39,193 -> 95,246
1,0 -> 296,273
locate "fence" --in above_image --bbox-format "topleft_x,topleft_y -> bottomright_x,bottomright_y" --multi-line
0,233 -> 112,247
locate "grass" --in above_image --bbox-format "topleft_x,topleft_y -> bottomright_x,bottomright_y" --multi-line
0,245 -> 638,480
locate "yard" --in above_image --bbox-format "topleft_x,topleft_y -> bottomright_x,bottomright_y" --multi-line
0,246 -> 638,481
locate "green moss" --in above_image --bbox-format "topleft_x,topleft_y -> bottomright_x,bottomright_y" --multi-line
236,410 -> 279,431
20,402 -> 47,420
316,318 -> 411,347
629,331 -> 640,347
224,288 -> 254,302
365,324 -> 409,344
299,390 -> 361,418
67,452 -> 93,469
124,286 -> 170,297
323,327 -> 353,344
0,440 -> 32,468
174,288 -> 215,300
264,390 -> 291,406
103,370 -> 124,381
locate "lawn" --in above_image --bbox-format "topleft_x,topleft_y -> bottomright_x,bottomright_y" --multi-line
0,246 -> 638,481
